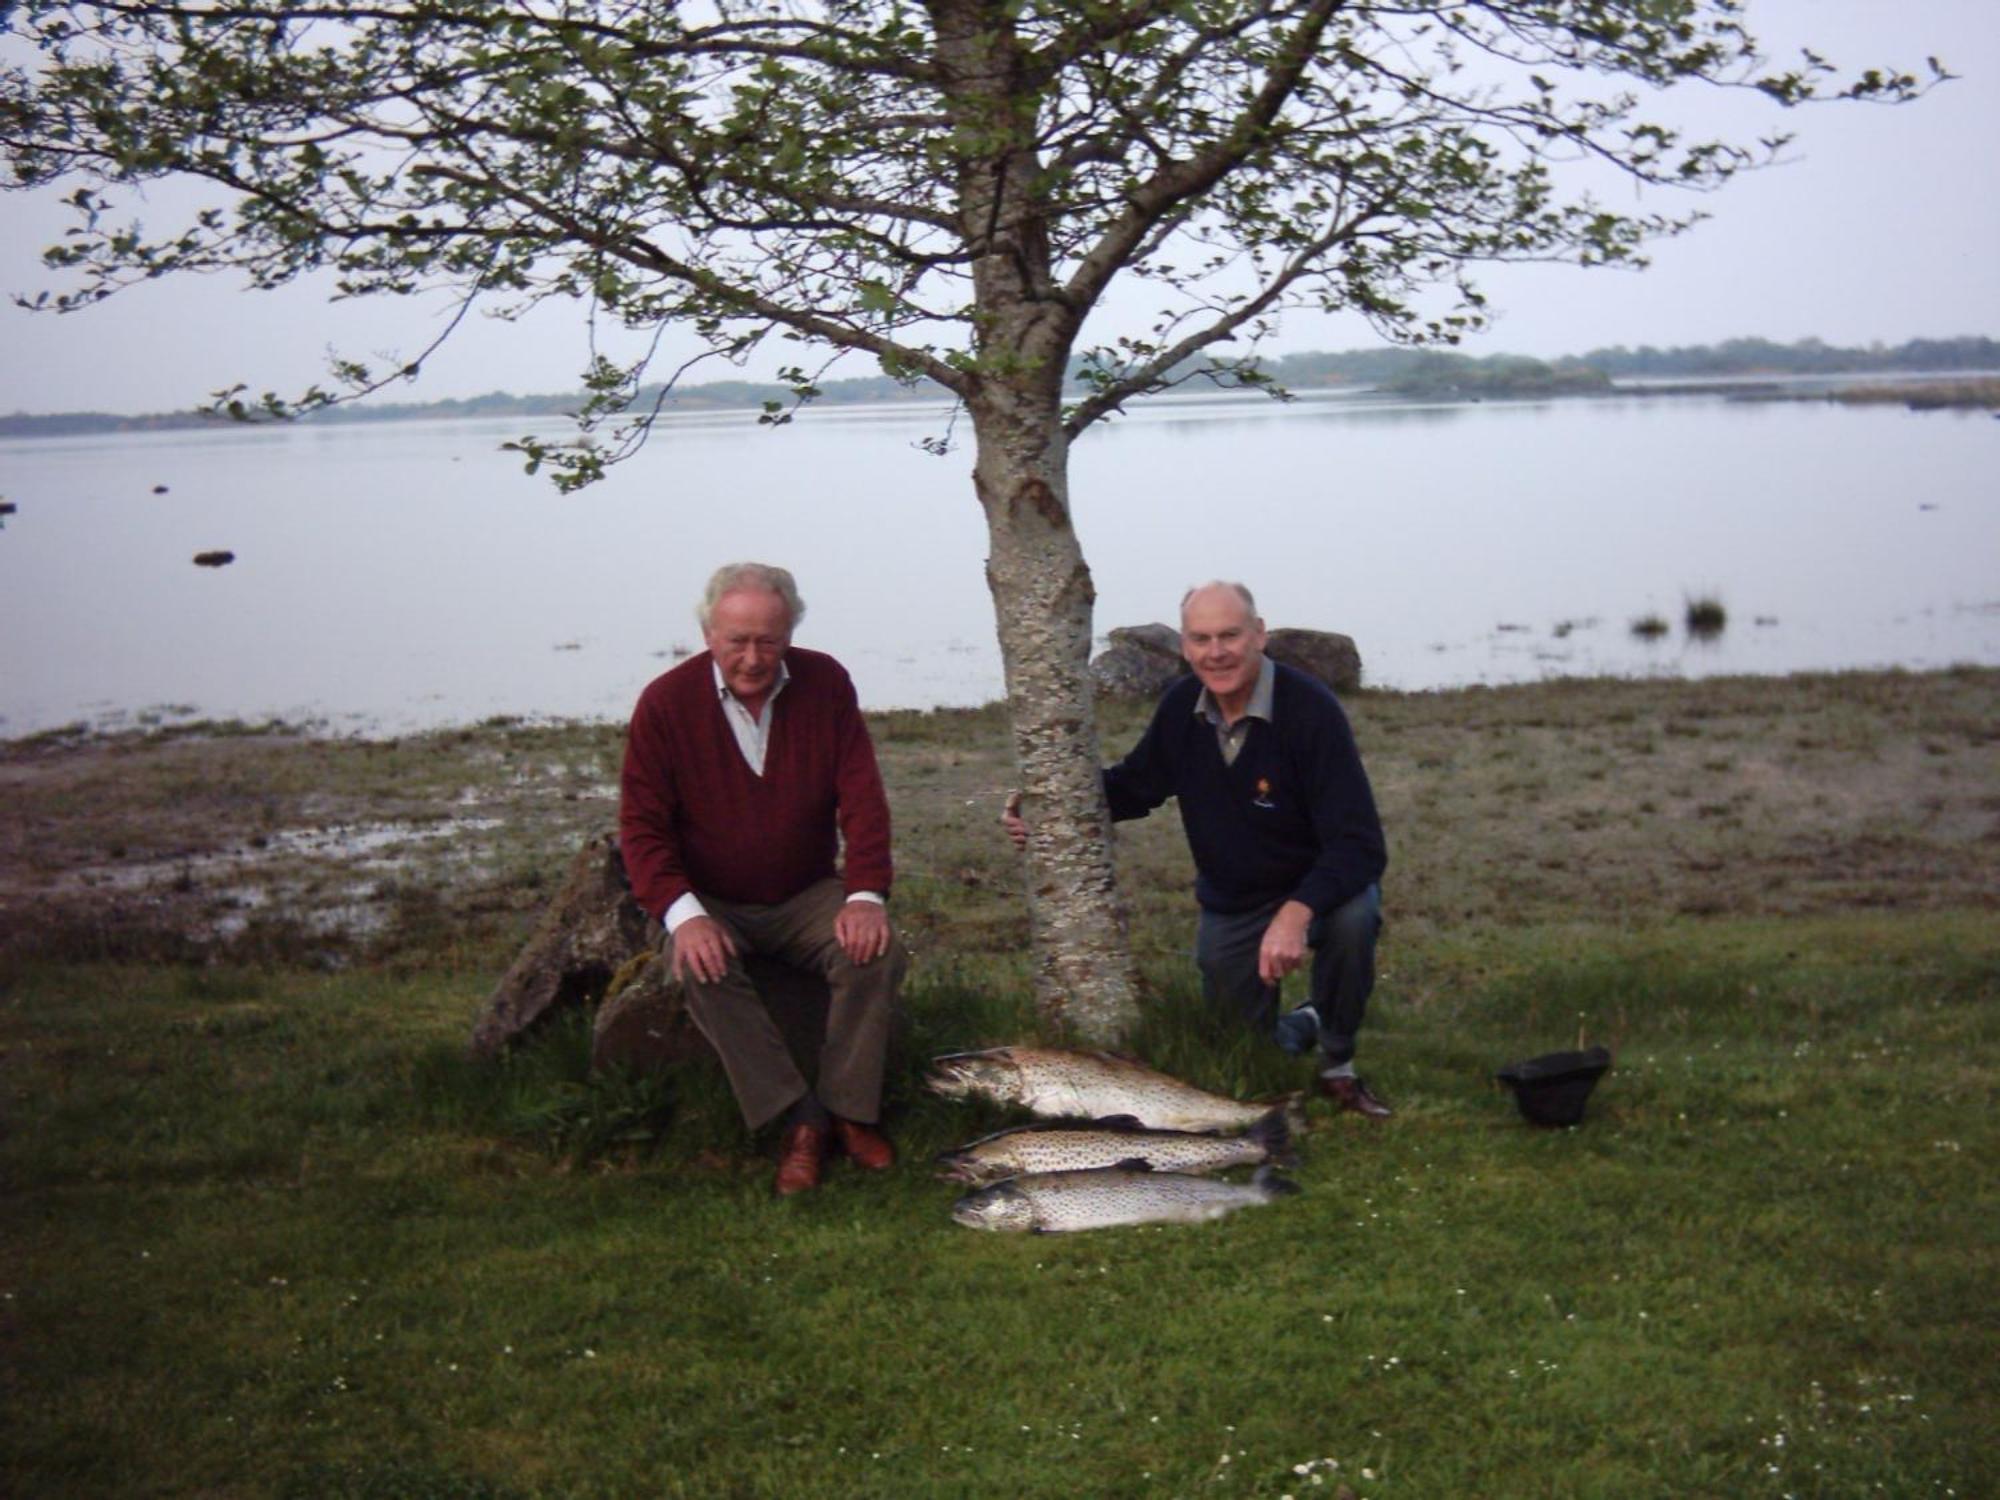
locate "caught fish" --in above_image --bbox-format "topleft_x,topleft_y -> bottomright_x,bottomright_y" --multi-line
951,1164 -> 1300,1233
927,1045 -> 1293,1134
936,1110 -> 1293,1185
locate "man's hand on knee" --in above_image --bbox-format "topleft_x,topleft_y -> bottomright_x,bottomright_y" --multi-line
670,914 -> 738,985
834,899 -> 893,965
1258,900 -> 1313,985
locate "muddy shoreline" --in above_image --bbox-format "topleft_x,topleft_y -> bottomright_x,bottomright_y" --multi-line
2,667 -> 1994,971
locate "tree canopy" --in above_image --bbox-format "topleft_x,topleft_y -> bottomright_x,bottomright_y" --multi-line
4,4 -> 1933,458
1,1 -> 1938,1036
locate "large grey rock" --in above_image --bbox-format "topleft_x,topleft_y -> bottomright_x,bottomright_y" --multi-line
469,833 -> 652,1058
1090,621 -> 1186,698
589,948 -> 830,1077
1266,628 -> 1363,693
1090,622 -> 1364,697
468,831 -> 831,1078
1109,622 -> 1181,657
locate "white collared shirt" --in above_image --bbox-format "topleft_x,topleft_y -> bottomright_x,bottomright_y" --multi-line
715,657 -> 789,775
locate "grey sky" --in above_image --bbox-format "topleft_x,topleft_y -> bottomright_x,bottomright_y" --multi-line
2,1 -> 1994,417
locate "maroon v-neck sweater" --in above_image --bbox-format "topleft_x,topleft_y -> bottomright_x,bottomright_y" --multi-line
618,648 -> 894,920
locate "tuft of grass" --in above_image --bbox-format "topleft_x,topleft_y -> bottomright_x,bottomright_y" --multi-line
1829,376 -> 2000,411
1685,593 -> 1728,638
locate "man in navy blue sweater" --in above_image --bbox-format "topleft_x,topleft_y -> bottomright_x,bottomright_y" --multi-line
1007,581 -> 1392,1117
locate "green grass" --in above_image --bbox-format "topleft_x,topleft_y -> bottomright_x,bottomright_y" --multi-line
4,912 -> 1994,1498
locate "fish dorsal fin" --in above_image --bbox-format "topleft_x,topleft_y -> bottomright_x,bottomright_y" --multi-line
930,1046 -> 1009,1064
958,1121 -> 1108,1146
1092,1114 -> 1146,1131
947,1125 -> 1032,1152
1088,1049 -> 1147,1067
1114,1157 -> 1155,1173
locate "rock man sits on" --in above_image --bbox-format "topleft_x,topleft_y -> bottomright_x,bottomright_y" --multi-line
1005,580 -> 1392,1117
619,562 -> 907,1194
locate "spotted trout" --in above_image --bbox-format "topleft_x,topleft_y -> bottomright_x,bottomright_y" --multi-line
951,1164 -> 1300,1233
936,1110 -> 1294,1185
927,1045 -> 1294,1133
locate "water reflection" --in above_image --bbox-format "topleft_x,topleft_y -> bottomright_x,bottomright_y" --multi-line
1,389 -> 1995,736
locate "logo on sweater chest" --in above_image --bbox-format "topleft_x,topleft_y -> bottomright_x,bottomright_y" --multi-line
1251,775 -> 1277,810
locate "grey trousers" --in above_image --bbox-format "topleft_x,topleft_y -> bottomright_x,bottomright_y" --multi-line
1195,884 -> 1382,1067
670,877 -> 906,1132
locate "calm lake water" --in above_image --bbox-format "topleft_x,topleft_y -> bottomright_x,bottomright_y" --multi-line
2,387 -> 1995,737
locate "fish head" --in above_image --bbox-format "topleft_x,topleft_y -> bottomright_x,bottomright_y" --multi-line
949,1181 -> 1036,1232
926,1048 -> 1022,1102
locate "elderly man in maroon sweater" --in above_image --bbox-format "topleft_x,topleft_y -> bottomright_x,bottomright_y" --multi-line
619,562 -> 907,1196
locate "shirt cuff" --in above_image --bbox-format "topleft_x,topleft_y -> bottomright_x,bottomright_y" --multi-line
846,891 -> 885,906
662,891 -> 708,933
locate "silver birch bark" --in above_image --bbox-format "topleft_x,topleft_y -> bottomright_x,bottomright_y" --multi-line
936,0 -> 1143,1038
971,383 -> 1141,1040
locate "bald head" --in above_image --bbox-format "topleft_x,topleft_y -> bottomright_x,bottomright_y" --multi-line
1180,580 -> 1258,627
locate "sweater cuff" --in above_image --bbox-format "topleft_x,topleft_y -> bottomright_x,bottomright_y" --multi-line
845,890 -> 885,906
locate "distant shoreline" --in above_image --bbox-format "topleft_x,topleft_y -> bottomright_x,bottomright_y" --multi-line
8,660 -> 1997,751
4,335 -> 1995,438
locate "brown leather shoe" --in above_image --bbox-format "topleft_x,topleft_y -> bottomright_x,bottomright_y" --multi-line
773,1122 -> 828,1196
832,1117 -> 896,1172
1319,1074 -> 1393,1119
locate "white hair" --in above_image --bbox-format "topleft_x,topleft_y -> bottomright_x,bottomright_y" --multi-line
1180,579 -> 1259,620
698,562 -> 806,632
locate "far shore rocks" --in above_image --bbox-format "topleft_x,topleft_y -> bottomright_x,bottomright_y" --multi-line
1090,622 -> 1363,696
192,550 -> 236,568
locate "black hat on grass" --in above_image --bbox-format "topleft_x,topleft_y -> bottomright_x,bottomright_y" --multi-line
1497,1046 -> 1613,1127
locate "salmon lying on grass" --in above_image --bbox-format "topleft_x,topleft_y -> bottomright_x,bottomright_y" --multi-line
926,1045 -> 1299,1134
951,1164 -> 1301,1233
936,1110 -> 1294,1185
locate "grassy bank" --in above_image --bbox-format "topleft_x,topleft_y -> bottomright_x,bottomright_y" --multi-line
3,669 -> 1996,1497
1824,377 -> 2000,412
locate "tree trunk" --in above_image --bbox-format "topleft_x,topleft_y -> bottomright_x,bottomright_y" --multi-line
932,0 -> 1144,1040
970,383 -> 1144,1041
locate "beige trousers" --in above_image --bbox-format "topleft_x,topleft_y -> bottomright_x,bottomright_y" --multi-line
670,877 -> 906,1131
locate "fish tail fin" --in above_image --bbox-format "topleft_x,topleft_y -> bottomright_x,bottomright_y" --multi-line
1252,1164 -> 1302,1198
1250,1107 -> 1299,1167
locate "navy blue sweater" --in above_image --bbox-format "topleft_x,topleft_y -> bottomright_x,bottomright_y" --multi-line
1103,663 -> 1386,916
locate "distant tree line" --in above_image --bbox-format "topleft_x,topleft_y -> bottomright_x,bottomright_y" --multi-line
3,336 -> 1994,438
1555,334 -> 2000,377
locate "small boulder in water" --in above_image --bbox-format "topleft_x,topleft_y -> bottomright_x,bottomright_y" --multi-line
192,550 -> 236,568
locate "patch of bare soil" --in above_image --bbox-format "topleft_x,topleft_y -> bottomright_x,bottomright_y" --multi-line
0,722 -> 624,966
0,669 -> 1993,969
